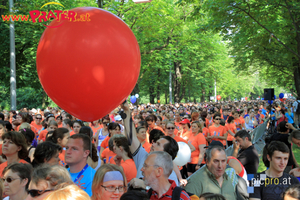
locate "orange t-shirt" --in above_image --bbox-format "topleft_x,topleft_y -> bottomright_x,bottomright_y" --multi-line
173,136 -> 188,144
185,132 -> 206,164
58,123 -> 63,128
208,125 -> 227,146
226,123 -> 237,141
0,159 -> 28,177
202,127 -> 209,138
101,148 -> 116,163
142,141 -> 151,153
91,126 -> 102,136
234,118 -> 243,131
205,118 -> 209,128
31,122 -> 43,133
101,136 -> 110,149
39,130 -> 48,142
59,150 -> 66,166
111,158 -> 137,183
174,122 -> 181,129
69,131 -> 76,136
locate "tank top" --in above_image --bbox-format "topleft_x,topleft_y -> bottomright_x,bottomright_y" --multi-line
97,129 -> 108,152
227,156 -> 247,181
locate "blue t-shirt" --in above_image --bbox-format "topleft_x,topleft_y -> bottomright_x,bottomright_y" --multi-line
285,112 -> 294,124
68,165 -> 96,196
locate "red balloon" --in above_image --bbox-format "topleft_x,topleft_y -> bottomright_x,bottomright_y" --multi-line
217,95 -> 221,100
245,97 -> 248,100
36,7 -> 141,121
157,100 -> 160,103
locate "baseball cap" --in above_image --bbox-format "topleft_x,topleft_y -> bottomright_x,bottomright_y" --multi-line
204,141 -> 224,149
179,119 -> 190,124
115,115 -> 122,121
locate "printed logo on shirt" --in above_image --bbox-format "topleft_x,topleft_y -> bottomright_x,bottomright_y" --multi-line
76,175 -> 87,190
213,131 -> 220,136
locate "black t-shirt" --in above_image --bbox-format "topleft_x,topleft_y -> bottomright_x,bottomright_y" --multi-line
249,171 -> 299,200
270,133 -> 294,166
237,144 -> 259,174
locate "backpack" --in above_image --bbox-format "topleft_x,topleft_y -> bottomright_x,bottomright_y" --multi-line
148,187 -> 199,200
296,101 -> 300,114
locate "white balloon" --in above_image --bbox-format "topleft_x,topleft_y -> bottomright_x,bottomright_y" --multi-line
173,142 -> 191,167
135,94 -> 139,98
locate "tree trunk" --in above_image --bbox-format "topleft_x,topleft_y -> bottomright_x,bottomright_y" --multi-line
174,61 -> 182,103
165,90 -> 168,104
149,85 -> 155,104
42,90 -> 46,108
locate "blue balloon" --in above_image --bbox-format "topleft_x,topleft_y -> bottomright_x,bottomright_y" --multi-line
274,95 -> 276,99
130,96 -> 137,104
268,100 -> 273,104
262,98 -> 264,100
279,93 -> 284,99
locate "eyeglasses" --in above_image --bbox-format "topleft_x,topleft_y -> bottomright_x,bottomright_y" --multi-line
36,118 -> 42,120
167,127 -> 175,130
142,163 -> 158,169
103,122 -> 109,125
28,189 -> 54,197
215,118 -> 221,120
101,185 -> 126,192
2,177 -> 21,183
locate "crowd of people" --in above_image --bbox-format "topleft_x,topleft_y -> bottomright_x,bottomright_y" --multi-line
0,97 -> 299,199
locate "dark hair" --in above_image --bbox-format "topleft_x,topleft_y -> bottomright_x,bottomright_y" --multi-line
72,120 -> 83,128
235,130 -> 251,142
157,116 -> 162,121
120,190 -> 149,200
213,113 -> 221,119
200,111 -> 208,118
161,136 -> 179,160
63,119 -> 73,127
79,127 -> 98,162
69,134 -> 91,152
0,113 -> 4,120
149,129 -> 164,144
101,115 -> 110,122
277,121 -> 288,133
136,126 -> 146,133
263,141 -> 289,168
2,163 -> 33,191
20,128 -> 35,146
46,114 -> 55,122
4,121 -> 13,131
113,135 -> 133,159
46,128 -> 69,144
2,131 -> 28,159
145,115 -> 156,122
137,121 -> 146,127
32,142 -> 62,167
56,115 -> 62,120
227,116 -> 234,124
199,193 -> 226,200
65,113 -> 72,120
0,120 -> 5,129
107,123 -> 121,137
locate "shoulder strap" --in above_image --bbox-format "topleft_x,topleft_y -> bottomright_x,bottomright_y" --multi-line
172,187 -> 183,200
148,188 -> 153,198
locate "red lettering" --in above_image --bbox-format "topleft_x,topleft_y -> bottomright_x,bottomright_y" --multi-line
61,11 -> 68,21
47,10 -> 56,20
68,11 -> 76,21
1,15 -> 10,21
20,15 -> 29,21
10,15 -> 20,21
38,11 -> 47,22
29,10 -> 40,23
54,10 -> 62,21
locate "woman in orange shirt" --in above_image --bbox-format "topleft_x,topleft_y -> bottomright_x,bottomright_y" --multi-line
186,121 -> 207,176
225,116 -> 237,146
111,135 -> 137,183
207,113 -> 227,148
0,131 -> 28,176
46,128 -> 70,166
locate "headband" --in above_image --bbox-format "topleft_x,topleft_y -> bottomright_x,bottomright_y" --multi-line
103,171 -> 124,183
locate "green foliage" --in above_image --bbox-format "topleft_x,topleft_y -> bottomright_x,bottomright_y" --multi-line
0,0 -> 289,108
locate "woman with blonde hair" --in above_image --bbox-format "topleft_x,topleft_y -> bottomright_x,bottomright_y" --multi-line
92,164 -> 127,200
44,184 -> 90,200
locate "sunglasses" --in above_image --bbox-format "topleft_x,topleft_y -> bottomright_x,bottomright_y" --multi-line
215,118 -> 221,120
36,118 -> 42,120
2,177 -> 21,183
28,189 -> 54,197
167,127 -> 175,130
